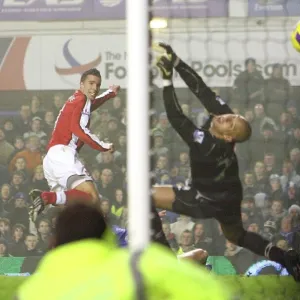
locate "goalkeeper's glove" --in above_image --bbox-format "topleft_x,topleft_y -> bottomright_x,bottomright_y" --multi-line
157,42 -> 180,66
156,54 -> 173,80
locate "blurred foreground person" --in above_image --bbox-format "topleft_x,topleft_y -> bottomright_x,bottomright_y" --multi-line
17,202 -> 230,300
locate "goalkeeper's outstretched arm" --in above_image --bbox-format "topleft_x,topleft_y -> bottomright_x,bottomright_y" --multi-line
175,59 -> 233,115
163,82 -> 198,146
157,42 -> 233,116
156,54 -> 198,146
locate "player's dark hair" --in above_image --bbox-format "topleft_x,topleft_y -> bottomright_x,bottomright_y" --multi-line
80,68 -> 101,83
54,202 -> 107,247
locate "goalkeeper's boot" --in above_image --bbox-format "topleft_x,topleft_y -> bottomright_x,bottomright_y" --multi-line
284,249 -> 300,282
29,189 -> 45,222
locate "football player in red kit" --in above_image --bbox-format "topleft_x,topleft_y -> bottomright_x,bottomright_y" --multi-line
29,68 -> 120,219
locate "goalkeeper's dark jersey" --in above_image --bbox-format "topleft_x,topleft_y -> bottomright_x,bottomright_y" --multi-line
163,60 -> 242,197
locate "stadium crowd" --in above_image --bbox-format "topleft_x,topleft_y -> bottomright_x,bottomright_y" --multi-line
0,59 -> 299,273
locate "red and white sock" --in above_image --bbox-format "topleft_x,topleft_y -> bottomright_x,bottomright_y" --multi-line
41,189 -> 91,205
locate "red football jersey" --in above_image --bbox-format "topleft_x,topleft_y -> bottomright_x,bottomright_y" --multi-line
47,89 -> 115,152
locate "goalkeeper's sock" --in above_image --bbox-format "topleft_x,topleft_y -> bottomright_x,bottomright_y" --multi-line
41,189 -> 91,205
237,230 -> 285,266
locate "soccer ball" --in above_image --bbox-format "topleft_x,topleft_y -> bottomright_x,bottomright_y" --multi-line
291,22 -> 300,52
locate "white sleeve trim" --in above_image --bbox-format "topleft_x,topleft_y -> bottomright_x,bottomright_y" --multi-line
95,89 -> 113,99
163,80 -> 173,87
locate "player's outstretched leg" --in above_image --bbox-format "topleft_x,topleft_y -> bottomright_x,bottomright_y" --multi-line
29,182 -> 99,220
221,221 -> 300,281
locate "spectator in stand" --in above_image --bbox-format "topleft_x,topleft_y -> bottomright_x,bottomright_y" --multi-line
289,205 -> 300,220
2,119 -> 17,145
252,123 -> 285,164
23,117 -> 48,146
176,150 -> 190,179
9,136 -> 43,176
233,58 -> 264,108
0,238 -> 10,257
243,171 -> 258,195
30,165 -> 48,191
18,234 -> 42,256
153,154 -> 169,182
90,108 -> 110,138
274,216 -> 294,247
10,157 -> 29,179
36,218 -> 52,253
254,193 -> 271,221
100,198 -> 116,225
264,153 -> 280,178
110,188 -> 126,222
282,181 -> 300,209
261,220 -> 277,241
247,223 -> 261,235
0,184 -> 11,215
0,217 -> 12,243
109,96 -> 123,119
287,102 -> 300,128
253,161 -> 268,193
7,192 -> 29,229
14,104 -> 31,135
241,195 -> 263,226
114,131 -> 126,166
0,127 -> 14,166
288,126 -> 300,153
280,161 -> 300,190
178,230 -> 195,254
51,93 -> 64,118
171,215 -> 195,242
10,171 -> 28,196
151,130 -> 168,157
224,240 -> 256,274
278,112 -> 293,136
265,64 -> 290,122
290,148 -> 300,175
153,112 -> 173,145
106,117 -> 123,146
192,222 -> 213,253
9,224 -> 26,256
251,104 -> 277,138
96,151 -> 123,185
266,199 -> 287,226
43,110 -> 55,135
162,221 -> 179,252
8,136 -> 25,163
30,95 -> 45,119
97,168 -> 115,201
268,174 -> 284,201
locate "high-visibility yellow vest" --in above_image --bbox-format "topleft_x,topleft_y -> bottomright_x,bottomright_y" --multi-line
17,240 -> 231,300
111,205 -> 124,217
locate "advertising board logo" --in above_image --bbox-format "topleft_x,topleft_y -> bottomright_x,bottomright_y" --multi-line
2,0 -> 84,6
55,39 -> 102,76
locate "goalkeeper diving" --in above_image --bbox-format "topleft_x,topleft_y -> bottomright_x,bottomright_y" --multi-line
152,42 -> 300,282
